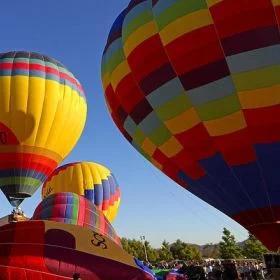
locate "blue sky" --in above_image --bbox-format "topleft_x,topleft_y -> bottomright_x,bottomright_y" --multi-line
0,0 -> 248,247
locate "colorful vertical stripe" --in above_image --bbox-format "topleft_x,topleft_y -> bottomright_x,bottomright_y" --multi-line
32,192 -> 121,246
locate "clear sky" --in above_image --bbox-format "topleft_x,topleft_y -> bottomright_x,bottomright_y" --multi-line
0,0 -> 248,247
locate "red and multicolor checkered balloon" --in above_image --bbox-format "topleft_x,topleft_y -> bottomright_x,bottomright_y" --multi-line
101,0 -> 280,251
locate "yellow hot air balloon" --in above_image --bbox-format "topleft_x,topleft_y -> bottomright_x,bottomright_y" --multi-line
42,162 -> 121,222
0,51 -> 87,206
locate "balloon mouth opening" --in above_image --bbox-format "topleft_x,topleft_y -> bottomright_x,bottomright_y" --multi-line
3,193 -> 31,207
7,193 -> 31,199
9,199 -> 25,208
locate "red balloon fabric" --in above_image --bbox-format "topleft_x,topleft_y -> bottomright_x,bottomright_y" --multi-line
0,221 -> 155,280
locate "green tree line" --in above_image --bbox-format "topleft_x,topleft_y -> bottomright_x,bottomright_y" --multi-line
121,229 -> 268,263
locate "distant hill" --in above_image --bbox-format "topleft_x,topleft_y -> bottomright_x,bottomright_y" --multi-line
199,244 -> 220,258
188,240 -> 248,259
186,243 -> 220,259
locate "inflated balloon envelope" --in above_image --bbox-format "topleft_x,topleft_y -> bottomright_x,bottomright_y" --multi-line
42,162 -> 121,222
101,0 -> 280,251
33,192 -> 122,246
0,51 -> 87,207
0,221 -> 155,280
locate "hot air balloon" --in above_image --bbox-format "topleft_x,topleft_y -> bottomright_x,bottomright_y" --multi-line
33,192 -> 121,246
42,162 -> 121,222
0,221 -> 155,280
101,0 -> 280,251
0,51 -> 87,207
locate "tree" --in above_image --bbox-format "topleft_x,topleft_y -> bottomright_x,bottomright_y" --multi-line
121,238 -> 159,263
170,239 -> 202,261
121,238 -> 146,260
242,234 -> 268,260
219,228 -> 243,259
190,246 -> 202,261
157,240 -> 173,262
145,240 -> 159,263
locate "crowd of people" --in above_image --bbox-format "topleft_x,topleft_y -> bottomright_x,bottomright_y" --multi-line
150,260 -> 268,280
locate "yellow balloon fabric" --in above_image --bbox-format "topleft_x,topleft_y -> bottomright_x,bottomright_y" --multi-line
0,51 -> 87,206
42,162 -> 121,222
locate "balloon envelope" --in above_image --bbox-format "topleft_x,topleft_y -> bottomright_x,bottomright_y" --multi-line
33,192 -> 121,246
0,51 -> 87,206
42,162 -> 121,222
0,221 -> 154,280
101,0 -> 280,251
